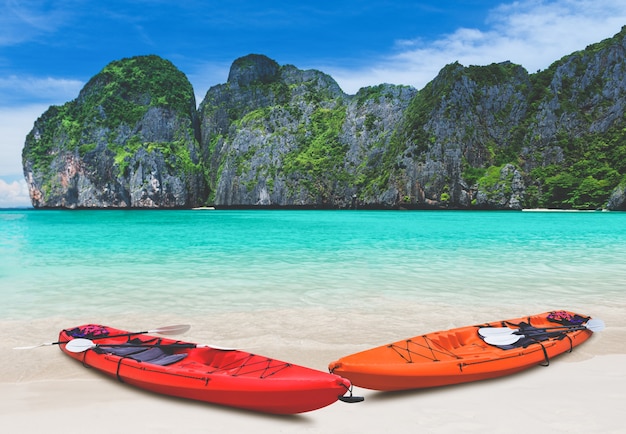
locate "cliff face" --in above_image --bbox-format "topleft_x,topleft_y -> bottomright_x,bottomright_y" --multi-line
376,61 -> 532,209
22,27 -> 626,210
199,55 -> 416,207
22,55 -> 206,208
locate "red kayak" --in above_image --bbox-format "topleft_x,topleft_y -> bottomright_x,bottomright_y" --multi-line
58,324 -> 361,414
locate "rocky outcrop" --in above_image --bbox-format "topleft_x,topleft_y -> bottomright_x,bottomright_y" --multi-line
382,61 -> 532,209
607,182 -> 626,210
197,27 -> 626,210
22,55 -> 206,208
199,57 -> 415,207
22,27 -> 626,210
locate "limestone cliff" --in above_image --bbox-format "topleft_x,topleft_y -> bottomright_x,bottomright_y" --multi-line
199,55 -> 415,207
22,27 -> 626,210
22,55 -> 206,208
198,27 -> 626,210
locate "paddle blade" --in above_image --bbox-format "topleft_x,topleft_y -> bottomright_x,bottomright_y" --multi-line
585,318 -> 605,332
65,338 -> 97,353
483,334 -> 523,346
478,327 -> 519,337
149,324 -> 190,335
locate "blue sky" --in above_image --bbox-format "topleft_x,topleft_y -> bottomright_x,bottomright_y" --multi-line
1,0 -> 625,207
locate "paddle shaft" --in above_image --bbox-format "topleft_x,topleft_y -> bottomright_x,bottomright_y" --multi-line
511,324 -> 594,336
14,324 -> 190,350
64,338 -> 235,353
51,331 -> 169,346
94,342 -> 198,350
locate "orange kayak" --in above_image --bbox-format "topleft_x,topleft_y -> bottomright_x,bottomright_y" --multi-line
328,311 -> 601,391
59,324 -> 361,414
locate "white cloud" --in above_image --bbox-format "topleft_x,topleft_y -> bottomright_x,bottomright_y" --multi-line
327,0 -> 626,94
0,75 -> 83,104
0,178 -> 31,208
0,75 -> 82,178
0,0 -> 75,46
0,104 -> 49,176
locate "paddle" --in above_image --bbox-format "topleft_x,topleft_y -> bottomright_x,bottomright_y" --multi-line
478,318 -> 605,338
483,330 -> 571,346
482,320 -> 605,346
65,338 -> 236,353
13,324 -> 191,350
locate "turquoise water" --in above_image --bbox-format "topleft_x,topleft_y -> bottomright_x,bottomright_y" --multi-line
1,209 -> 626,320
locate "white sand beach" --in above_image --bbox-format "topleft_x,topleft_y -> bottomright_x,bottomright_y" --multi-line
1,305 -> 624,434
1,355 -> 624,434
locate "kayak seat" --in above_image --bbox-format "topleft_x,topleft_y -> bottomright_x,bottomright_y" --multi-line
100,346 -> 187,366
99,346 -> 153,357
204,350 -> 233,368
446,333 -> 461,348
433,333 -> 461,350
433,335 -> 452,350
205,352 -> 250,373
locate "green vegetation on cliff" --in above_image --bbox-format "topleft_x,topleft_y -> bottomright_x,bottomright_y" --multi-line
284,105 -> 349,200
532,129 -> 626,209
87,55 -> 194,123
